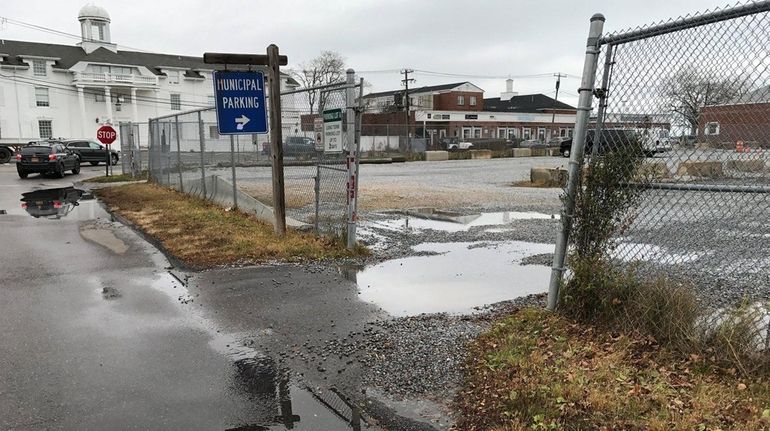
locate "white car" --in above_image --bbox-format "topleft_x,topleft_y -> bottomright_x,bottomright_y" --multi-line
447,141 -> 474,151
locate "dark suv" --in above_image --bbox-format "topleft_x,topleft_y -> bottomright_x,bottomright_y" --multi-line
560,129 -> 642,158
16,141 -> 80,178
65,140 -> 120,166
284,137 -> 319,157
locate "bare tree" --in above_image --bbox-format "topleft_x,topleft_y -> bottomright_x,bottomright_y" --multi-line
290,51 -> 346,113
662,65 -> 747,135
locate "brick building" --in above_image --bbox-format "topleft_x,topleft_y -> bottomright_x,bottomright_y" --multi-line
361,79 -> 577,148
699,86 -> 770,148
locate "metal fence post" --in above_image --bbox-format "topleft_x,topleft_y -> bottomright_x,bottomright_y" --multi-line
547,13 -> 605,311
345,69 -> 357,250
197,111 -> 207,198
591,43 -> 614,156
174,115 -> 184,193
148,119 -> 155,182
229,134 -> 237,208
314,164 -> 320,234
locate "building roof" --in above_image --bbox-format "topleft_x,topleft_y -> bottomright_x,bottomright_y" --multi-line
725,85 -> 770,105
484,94 -> 576,113
0,39 -> 299,84
362,82 -> 475,99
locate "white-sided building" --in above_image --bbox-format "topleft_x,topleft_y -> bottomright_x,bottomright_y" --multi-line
0,4 -> 298,149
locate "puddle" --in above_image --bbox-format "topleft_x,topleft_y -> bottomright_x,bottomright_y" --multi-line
19,187 -> 106,220
367,211 -> 558,233
355,241 -> 554,316
148,272 -> 374,430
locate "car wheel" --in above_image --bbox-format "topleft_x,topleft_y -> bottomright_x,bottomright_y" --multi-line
90,161 -> 99,166
562,149 -> 570,158
17,170 -> 28,179
72,163 -> 81,175
56,163 -> 66,178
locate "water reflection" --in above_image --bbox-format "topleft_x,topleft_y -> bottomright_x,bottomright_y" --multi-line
20,187 -> 94,219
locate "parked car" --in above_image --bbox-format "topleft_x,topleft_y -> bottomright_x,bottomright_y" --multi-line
65,139 -> 120,165
16,140 -> 80,178
439,137 -> 474,151
20,187 -> 86,219
284,136 -> 319,157
559,129 -> 659,158
519,139 -> 547,149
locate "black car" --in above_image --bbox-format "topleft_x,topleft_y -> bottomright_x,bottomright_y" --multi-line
16,141 -> 80,178
65,139 -> 120,166
284,137 -> 319,157
20,187 -> 86,219
559,129 -> 643,158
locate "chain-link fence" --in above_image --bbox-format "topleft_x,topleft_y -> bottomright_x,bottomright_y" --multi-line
145,72 -> 363,241
550,2 -> 770,350
118,121 -> 147,177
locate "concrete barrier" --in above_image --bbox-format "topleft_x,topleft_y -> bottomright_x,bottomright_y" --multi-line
724,159 -> 766,172
512,148 -> 532,158
635,161 -> 671,180
531,148 -> 548,157
470,149 -> 492,159
548,148 -> 562,157
530,167 -> 568,187
676,161 -> 724,178
425,150 -> 449,161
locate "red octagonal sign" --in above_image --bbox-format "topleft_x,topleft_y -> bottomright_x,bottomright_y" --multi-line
97,125 -> 117,145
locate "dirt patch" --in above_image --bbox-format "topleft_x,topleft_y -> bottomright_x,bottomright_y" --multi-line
455,308 -> 770,430
95,183 -> 355,268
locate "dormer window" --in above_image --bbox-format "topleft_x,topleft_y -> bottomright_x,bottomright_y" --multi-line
33,60 -> 47,77
167,70 -> 180,85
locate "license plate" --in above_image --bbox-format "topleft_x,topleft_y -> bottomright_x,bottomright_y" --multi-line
31,157 -> 39,163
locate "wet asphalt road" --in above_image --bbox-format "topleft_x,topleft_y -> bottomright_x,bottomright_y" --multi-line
0,164 -> 346,430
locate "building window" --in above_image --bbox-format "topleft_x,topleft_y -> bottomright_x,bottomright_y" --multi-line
167,70 -> 180,85
95,92 -> 105,102
38,120 -> 52,138
439,129 -> 446,138
91,23 -> 105,41
457,95 -> 465,105
508,129 -> 518,139
209,125 -> 220,139
170,94 -> 181,110
473,128 -> 481,138
498,128 -> 506,138
704,122 -> 720,135
33,60 -> 47,77
469,96 -> 477,106
35,87 -> 49,107
462,128 -> 472,138
538,127 -> 546,141
522,128 -> 531,140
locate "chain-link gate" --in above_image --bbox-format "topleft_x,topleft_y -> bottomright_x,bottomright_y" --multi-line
146,70 -> 363,243
550,2 -> 770,333
118,122 -> 144,177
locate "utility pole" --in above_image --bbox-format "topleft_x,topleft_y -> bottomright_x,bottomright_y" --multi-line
401,69 -> 415,152
551,72 -> 567,138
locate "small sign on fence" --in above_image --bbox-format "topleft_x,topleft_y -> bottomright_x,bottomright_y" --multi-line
314,117 -> 324,151
323,108 -> 343,153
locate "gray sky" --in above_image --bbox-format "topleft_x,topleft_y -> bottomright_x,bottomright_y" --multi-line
1,0 -> 734,107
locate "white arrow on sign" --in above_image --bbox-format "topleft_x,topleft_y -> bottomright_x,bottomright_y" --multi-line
235,114 -> 250,130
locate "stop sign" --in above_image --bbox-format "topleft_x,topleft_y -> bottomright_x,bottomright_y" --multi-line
97,125 -> 117,145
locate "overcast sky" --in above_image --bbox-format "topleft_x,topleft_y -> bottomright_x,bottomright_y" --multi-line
1,0 -> 734,107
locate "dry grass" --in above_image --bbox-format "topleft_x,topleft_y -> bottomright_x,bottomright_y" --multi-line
509,180 -> 561,189
96,183 -> 355,268
456,308 -> 770,431
84,171 -> 149,183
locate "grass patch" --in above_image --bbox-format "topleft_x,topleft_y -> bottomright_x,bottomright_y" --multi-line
84,171 -> 149,183
456,307 -> 770,431
95,182 -> 358,267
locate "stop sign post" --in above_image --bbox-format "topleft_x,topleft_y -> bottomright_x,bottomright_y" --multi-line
97,125 -> 117,176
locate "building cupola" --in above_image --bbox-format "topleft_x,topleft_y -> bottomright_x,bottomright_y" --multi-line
78,4 -> 117,53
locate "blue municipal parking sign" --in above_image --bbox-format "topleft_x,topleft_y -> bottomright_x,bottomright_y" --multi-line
213,71 -> 268,135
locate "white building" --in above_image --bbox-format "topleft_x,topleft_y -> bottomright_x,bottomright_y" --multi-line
0,4 -> 299,149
